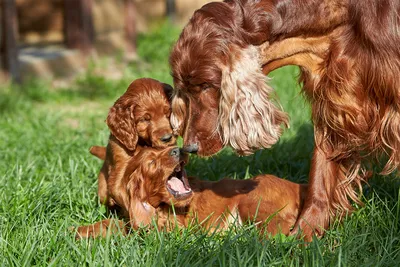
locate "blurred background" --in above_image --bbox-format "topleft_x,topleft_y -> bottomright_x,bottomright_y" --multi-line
0,0 -> 216,82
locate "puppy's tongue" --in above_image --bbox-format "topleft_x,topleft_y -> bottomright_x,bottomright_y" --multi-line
168,177 -> 189,193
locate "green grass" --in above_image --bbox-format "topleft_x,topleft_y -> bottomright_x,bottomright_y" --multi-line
1,22 -> 399,266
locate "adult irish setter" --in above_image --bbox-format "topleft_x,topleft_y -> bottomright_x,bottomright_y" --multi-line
75,146 -> 307,239
169,0 -> 400,240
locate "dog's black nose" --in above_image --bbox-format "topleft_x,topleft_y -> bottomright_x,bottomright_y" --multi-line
160,134 -> 173,143
169,147 -> 180,157
182,143 -> 199,154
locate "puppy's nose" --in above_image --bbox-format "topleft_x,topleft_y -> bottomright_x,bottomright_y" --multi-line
169,147 -> 180,157
182,143 -> 199,154
160,134 -> 173,143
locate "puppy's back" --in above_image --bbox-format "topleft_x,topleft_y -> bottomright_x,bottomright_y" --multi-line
236,174 -> 307,235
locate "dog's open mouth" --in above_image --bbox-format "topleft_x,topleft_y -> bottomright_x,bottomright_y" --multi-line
167,162 -> 192,199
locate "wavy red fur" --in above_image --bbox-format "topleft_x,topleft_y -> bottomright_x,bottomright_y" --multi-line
170,0 -> 400,240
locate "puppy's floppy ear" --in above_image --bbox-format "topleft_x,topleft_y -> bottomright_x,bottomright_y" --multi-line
127,168 -> 156,229
106,105 -> 138,151
218,45 -> 288,155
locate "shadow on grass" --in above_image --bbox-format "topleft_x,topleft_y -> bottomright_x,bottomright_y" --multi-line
186,122 -> 400,205
185,123 -> 314,184
366,173 -> 400,204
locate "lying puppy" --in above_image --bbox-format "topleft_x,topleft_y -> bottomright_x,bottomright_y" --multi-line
75,146 -> 307,238
94,78 -> 176,209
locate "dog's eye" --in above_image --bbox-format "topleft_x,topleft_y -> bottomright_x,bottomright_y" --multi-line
190,86 -> 202,93
148,160 -> 155,166
201,83 -> 211,90
139,118 -> 150,123
190,83 -> 209,94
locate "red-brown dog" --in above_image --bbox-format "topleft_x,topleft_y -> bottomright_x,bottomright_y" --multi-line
169,0 -> 400,241
75,146 -> 307,239
93,78 -> 176,210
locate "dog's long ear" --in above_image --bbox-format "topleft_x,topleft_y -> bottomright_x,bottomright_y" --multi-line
126,168 -> 156,229
218,45 -> 288,155
106,104 -> 138,151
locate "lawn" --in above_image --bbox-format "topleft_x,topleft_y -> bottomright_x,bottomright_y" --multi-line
1,22 -> 399,266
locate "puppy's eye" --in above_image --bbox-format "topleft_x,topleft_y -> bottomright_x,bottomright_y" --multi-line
139,114 -> 151,122
148,160 -> 155,166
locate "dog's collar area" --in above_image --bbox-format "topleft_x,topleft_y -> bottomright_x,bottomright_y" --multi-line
167,163 -> 192,199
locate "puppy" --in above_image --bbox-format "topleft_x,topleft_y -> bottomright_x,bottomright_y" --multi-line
76,146 -> 307,238
94,78 -> 176,210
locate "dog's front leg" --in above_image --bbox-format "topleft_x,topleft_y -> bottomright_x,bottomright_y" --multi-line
291,145 -> 337,241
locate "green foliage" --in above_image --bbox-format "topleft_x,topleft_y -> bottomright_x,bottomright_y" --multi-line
177,136 -> 184,148
0,79 -> 50,113
0,22 -> 399,266
137,21 -> 181,65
